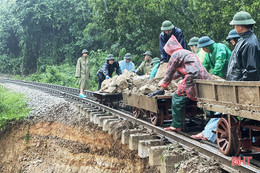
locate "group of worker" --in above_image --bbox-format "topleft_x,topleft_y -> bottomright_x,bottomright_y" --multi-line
75,49 -> 158,95
151,11 -> 260,142
96,51 -> 161,90
75,11 -> 260,143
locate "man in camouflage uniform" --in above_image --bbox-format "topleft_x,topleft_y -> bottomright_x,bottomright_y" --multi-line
136,51 -> 153,75
75,49 -> 90,98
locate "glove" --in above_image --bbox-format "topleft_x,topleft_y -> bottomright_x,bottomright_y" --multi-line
105,76 -> 110,79
133,70 -> 136,73
148,90 -> 165,98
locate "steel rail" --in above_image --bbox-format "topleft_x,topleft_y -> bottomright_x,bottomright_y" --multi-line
0,78 -> 259,173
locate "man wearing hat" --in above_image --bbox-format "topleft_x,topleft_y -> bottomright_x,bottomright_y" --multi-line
226,29 -> 240,47
97,54 -> 121,90
119,53 -> 135,73
159,20 -> 187,62
136,51 -> 153,75
149,57 -> 161,79
227,11 -> 260,81
188,36 -> 206,64
198,36 -> 232,78
75,49 -> 90,98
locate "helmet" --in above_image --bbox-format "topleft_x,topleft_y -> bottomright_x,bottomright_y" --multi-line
82,49 -> 89,54
230,11 -> 256,25
151,57 -> 160,65
188,37 -> 199,46
106,54 -> 115,60
143,51 -> 152,56
161,20 -> 174,31
226,29 -> 240,40
198,36 -> 215,48
124,53 -> 132,60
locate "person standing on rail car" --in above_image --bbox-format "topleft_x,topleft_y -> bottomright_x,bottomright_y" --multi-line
136,51 -> 153,75
75,49 -> 90,98
97,54 -> 121,90
226,11 -> 260,81
159,20 -> 187,62
198,36 -> 232,78
148,35 -> 211,132
119,53 -> 135,73
188,36 -> 206,64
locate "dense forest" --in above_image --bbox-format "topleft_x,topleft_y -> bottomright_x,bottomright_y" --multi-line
0,0 -> 260,88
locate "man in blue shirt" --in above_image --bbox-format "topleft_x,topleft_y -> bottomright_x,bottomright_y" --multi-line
119,53 -> 135,73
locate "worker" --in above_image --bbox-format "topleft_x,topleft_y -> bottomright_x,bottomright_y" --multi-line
226,29 -> 241,47
149,57 -> 161,79
226,11 -> 260,81
188,36 -> 206,64
97,54 -> 121,90
198,36 -> 232,78
159,20 -> 187,62
75,49 -> 90,98
119,53 -> 135,73
136,51 -> 153,75
148,35 -> 211,132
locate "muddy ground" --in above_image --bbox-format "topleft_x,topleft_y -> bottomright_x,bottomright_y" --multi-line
0,103 -> 154,173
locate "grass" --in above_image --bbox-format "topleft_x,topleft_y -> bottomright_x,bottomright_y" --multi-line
24,132 -> 31,142
0,85 -> 30,131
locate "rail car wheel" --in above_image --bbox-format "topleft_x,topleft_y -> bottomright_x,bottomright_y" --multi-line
216,118 -> 240,156
150,109 -> 164,126
132,107 -> 141,118
111,101 -> 119,109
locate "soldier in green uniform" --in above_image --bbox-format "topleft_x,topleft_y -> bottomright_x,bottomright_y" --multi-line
75,49 -> 90,98
136,51 -> 153,75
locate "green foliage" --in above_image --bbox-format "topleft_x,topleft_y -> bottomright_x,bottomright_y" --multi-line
0,86 -> 30,131
24,64 -> 78,88
17,49 -> 110,90
1,0 -> 260,79
87,50 -> 108,90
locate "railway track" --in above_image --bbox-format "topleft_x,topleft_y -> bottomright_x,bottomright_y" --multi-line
0,77 -> 259,173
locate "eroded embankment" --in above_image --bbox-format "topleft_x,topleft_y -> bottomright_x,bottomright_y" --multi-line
0,102 -> 152,173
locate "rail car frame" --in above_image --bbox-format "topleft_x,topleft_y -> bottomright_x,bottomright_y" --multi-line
195,80 -> 260,156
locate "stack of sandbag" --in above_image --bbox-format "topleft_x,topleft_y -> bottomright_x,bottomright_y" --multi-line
100,69 -> 179,95
99,70 -> 138,93
99,67 -> 225,96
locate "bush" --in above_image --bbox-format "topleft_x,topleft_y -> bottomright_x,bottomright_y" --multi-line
0,85 -> 30,131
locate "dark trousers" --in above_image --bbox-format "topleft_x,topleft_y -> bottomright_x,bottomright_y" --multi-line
171,93 -> 190,128
97,72 -> 105,90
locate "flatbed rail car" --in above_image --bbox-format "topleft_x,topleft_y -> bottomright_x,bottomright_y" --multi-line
122,92 -> 203,129
195,80 -> 260,156
92,91 -> 122,109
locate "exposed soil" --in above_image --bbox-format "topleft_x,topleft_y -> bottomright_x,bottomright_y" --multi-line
0,103 -> 153,173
